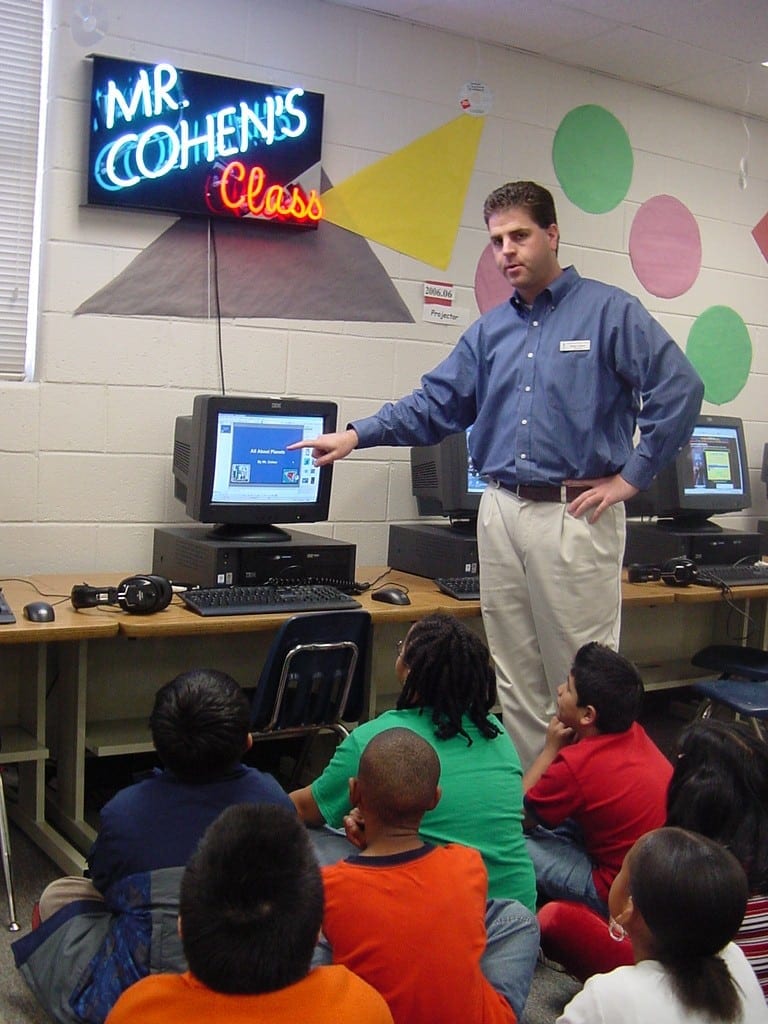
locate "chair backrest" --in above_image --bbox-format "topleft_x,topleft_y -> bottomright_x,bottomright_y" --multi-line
250,610 -> 372,736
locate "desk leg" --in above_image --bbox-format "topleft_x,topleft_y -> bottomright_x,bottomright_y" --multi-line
7,644 -> 86,876
46,640 -> 95,857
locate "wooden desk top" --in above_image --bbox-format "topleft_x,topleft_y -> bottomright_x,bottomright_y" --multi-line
0,576 -> 120,643
117,568 -> 478,638
1,566 -> 764,644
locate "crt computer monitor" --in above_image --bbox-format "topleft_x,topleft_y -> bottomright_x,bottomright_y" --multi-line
172,394 -> 337,541
625,413 -> 752,531
410,426 -> 488,527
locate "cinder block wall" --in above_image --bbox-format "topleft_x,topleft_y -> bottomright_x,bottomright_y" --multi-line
1,0 -> 765,574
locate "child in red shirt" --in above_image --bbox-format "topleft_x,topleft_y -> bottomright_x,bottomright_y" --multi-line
524,642 -> 671,915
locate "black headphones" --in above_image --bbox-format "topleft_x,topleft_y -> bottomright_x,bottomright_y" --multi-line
660,556 -> 698,587
71,574 -> 173,614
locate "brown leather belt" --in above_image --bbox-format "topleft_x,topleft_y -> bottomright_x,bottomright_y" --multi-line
512,484 -> 590,503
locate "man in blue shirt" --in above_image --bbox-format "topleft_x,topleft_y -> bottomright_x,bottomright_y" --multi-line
290,181 -> 704,766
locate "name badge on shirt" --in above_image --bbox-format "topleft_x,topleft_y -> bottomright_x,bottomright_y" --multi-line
560,339 -> 591,352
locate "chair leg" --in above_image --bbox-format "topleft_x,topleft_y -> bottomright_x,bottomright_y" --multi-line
696,699 -> 714,721
0,772 -> 20,931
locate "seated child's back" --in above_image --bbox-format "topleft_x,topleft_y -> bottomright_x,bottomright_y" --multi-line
321,728 -> 519,1024
89,667 -> 293,892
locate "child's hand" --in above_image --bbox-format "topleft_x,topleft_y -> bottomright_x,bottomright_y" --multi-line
545,716 -> 575,751
343,806 -> 368,850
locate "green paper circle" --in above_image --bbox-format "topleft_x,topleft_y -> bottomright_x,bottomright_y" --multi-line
686,306 -> 752,405
552,105 -> 633,213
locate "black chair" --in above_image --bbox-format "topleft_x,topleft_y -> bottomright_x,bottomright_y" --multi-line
249,610 -> 372,786
691,644 -> 768,738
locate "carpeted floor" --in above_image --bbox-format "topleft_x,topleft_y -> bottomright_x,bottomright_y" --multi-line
0,823 -> 59,1024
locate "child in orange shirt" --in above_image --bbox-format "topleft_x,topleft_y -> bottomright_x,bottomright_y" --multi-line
320,728 -> 538,1022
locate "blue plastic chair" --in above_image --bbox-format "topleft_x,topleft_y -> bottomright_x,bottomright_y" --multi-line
691,644 -> 768,738
248,610 -> 372,785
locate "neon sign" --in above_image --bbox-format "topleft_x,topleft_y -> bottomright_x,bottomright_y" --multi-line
86,56 -> 324,227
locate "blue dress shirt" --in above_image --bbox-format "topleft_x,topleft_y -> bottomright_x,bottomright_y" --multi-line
352,267 -> 704,492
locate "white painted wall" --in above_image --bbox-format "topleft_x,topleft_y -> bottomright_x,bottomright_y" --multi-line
1,0 -> 766,575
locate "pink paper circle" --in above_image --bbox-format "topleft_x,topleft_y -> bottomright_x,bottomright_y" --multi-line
474,242 -> 514,313
629,195 -> 701,298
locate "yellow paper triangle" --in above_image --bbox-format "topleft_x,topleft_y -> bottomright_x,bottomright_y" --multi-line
321,115 -> 485,270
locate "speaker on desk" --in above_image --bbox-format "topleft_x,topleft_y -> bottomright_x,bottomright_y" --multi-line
71,575 -> 173,614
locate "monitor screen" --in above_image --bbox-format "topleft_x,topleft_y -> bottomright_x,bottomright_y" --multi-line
625,414 -> 752,530
173,394 -> 336,540
410,427 -> 488,527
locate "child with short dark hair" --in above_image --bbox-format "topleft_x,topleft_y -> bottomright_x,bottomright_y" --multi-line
16,669 -> 295,1024
319,728 -> 538,1022
558,827 -> 768,1023
523,642 -> 671,915
104,803 -> 394,1024
46,667 -> 294,904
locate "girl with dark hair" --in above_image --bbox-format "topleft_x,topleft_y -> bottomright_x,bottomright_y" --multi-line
291,613 -> 536,908
667,719 -> 768,998
539,718 -> 768,996
559,827 -> 768,1024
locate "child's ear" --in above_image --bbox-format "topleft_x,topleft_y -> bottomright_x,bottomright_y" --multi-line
580,704 -> 597,727
428,785 -> 442,812
349,777 -> 361,807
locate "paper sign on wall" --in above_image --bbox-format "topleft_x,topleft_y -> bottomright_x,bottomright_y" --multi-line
422,281 -> 469,326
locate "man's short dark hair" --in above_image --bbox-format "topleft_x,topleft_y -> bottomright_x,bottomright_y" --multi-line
179,803 -> 323,994
149,668 -> 250,780
358,728 -> 440,827
570,642 -> 643,733
483,180 -> 558,227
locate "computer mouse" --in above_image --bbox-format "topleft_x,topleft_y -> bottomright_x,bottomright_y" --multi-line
23,601 -> 56,623
371,586 -> 411,606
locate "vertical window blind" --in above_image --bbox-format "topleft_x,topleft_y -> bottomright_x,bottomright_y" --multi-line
0,0 -> 45,381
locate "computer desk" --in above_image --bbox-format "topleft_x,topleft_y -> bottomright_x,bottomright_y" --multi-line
0,569 -> 766,873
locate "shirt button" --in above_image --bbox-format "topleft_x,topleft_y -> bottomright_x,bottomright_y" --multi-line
532,320 -> 539,327
521,418 -> 528,425
520,453 -> 527,459
527,352 -> 533,358
524,386 -> 531,392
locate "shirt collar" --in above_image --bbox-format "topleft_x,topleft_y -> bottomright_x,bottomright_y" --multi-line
510,265 -> 580,318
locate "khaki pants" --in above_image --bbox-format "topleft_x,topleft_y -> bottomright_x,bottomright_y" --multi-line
478,484 -> 624,769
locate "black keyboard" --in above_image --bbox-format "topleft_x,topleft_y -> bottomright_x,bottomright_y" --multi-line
0,589 -> 16,624
180,584 -> 362,617
696,564 -> 768,588
435,576 -> 481,601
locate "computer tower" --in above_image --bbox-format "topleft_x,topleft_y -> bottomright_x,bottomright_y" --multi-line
153,526 -> 356,588
387,523 -> 479,579
624,521 -> 762,567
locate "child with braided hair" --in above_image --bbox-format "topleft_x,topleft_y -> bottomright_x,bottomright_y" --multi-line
292,613 -> 535,907
291,613 -> 539,1017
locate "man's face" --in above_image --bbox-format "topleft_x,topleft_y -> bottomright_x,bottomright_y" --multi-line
487,206 -> 560,305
